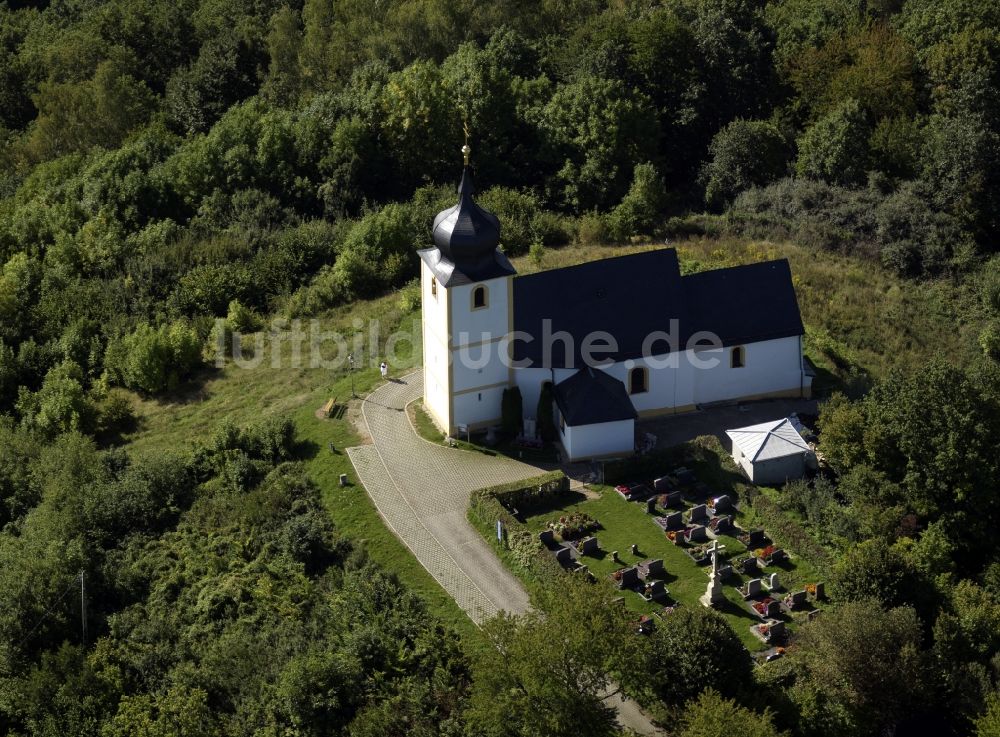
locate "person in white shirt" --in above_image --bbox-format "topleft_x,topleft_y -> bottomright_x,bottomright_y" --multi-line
380,361 -> 387,379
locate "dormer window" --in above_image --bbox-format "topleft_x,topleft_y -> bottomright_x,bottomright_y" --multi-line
472,285 -> 488,310
731,346 -> 745,368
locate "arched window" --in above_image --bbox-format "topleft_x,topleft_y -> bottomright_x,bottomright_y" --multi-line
628,367 -> 648,394
471,284 -> 488,310
731,346 -> 745,368
431,277 -> 437,298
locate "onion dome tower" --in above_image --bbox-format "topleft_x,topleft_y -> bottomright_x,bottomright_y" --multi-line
423,143 -> 516,286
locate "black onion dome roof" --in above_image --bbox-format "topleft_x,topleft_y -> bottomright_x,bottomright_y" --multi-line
432,167 -> 501,275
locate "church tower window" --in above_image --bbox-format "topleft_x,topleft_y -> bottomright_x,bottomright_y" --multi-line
472,285 -> 488,310
431,277 -> 437,298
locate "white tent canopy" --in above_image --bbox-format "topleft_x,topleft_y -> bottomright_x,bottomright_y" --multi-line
726,418 -> 811,484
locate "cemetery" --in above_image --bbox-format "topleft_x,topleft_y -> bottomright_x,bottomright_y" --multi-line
500,438 -> 832,651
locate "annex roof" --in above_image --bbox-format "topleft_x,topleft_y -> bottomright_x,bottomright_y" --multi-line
726,418 -> 810,463
553,366 -> 638,427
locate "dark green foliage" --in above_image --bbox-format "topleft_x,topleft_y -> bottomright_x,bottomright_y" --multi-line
500,386 -> 523,436
702,119 -> 789,207
624,607 -> 751,709
536,381 -> 556,442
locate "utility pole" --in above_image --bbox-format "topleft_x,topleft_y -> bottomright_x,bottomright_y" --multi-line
79,570 -> 87,646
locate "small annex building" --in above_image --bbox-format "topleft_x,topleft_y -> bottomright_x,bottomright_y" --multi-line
726,418 -> 812,485
553,366 -> 638,460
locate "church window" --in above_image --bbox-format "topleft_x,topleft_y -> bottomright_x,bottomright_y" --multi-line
628,367 -> 648,394
472,285 -> 488,310
731,346 -> 745,368
431,278 -> 437,298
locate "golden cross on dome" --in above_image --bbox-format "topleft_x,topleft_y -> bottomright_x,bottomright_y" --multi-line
462,120 -> 471,166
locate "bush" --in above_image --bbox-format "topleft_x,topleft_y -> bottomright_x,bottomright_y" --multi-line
576,212 -> 607,245
536,382 -> 556,442
750,494 -> 833,575
607,162 -> 667,241
106,321 -> 203,394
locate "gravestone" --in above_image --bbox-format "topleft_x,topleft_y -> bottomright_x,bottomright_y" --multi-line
808,609 -> 821,622
745,529 -> 766,548
664,511 -> 684,530
711,515 -> 734,534
665,490 -> 684,507
712,495 -> 733,513
646,497 -> 657,514
555,546 -> 573,565
617,566 -> 640,589
688,525 -> 708,542
813,582 -> 826,600
768,548 -> 788,564
766,619 -> 786,639
767,572 -> 781,590
638,558 -> 664,579
786,590 -> 808,609
644,580 -> 666,600
653,476 -> 672,492
630,543 -> 639,556
765,599 -> 782,617
741,556 -> 761,574
538,529 -> 555,546
744,578 -> 763,597
577,536 -> 600,555
688,504 -> 709,523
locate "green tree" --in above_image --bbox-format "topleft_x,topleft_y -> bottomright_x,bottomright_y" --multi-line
467,577 -> 632,737
15,361 -> 96,439
796,99 -> 871,185
263,6 -> 303,104
536,75 -> 658,210
789,600 -> 929,737
607,162 -> 667,240
679,689 -> 790,737
537,382 -> 556,442
701,119 -> 789,207
625,606 -> 750,709
501,386 -> 523,436
977,692 -> 1000,737
106,321 -> 203,394
25,60 -> 155,162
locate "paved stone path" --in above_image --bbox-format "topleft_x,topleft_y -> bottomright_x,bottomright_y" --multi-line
347,372 -> 537,621
347,370 -> 663,735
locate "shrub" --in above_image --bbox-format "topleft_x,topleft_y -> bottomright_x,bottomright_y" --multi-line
106,321 -> 203,394
536,383 -> 556,442
701,119 -> 789,208
606,162 -> 667,241
576,212 -> 607,245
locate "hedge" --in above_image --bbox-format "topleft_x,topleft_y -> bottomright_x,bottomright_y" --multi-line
467,471 -> 569,586
749,494 -> 833,576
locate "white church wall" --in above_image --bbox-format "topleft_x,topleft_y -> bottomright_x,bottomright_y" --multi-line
421,261 -> 451,430
453,385 -> 506,430
449,278 -> 510,348
689,336 -> 804,406
451,347 -> 510,393
563,419 -> 634,461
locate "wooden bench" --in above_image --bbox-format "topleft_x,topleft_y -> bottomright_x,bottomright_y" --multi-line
322,397 -> 338,418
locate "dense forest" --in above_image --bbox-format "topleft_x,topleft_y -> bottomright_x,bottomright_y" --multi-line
2,0 -> 1000,735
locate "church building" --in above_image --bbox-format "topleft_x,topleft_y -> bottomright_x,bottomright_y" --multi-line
419,155 -> 812,462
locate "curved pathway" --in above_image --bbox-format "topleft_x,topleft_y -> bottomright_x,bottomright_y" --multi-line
347,370 -> 663,735
347,371 -> 537,621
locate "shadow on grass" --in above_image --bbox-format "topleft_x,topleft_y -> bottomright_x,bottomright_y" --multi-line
293,438 -> 321,461
521,489 -> 590,518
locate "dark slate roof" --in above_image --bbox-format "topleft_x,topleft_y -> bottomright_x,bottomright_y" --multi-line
683,259 -> 805,348
419,246 -> 516,287
553,367 -> 638,427
425,167 -> 514,286
511,248 -> 804,368
513,249 -> 687,367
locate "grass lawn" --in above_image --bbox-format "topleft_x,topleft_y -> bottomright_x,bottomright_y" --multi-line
520,483 -> 829,652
